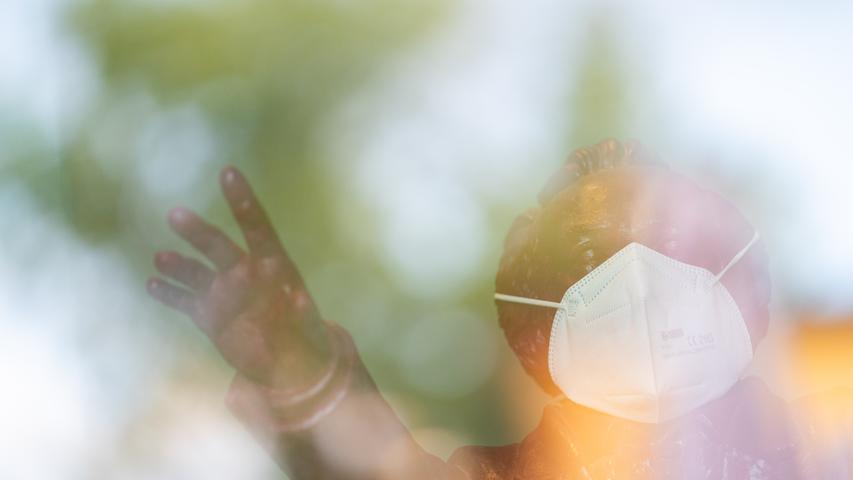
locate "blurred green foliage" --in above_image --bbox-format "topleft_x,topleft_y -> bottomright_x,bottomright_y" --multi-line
565,16 -> 631,149
64,0 -> 536,449
5,0 -> 632,473
66,0 -> 445,243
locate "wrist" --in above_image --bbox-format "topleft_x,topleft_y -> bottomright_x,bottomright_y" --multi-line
269,321 -> 338,395
227,324 -> 357,433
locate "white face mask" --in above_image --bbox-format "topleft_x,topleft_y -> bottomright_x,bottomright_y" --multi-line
495,233 -> 759,424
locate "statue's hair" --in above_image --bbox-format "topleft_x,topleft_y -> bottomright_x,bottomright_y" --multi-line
495,139 -> 767,395
567,138 -> 647,174
542,138 -> 659,197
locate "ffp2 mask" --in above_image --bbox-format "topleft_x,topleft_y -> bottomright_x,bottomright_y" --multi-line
495,233 -> 759,423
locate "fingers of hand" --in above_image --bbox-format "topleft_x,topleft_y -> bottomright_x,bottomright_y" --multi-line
220,166 -> 285,258
168,207 -> 244,270
256,255 -> 303,289
147,277 -> 197,316
203,261 -> 258,332
154,250 -> 215,292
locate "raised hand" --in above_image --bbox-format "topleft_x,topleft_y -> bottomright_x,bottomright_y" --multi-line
147,166 -> 332,390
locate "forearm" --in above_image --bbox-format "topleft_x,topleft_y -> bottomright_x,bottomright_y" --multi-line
226,324 -> 468,480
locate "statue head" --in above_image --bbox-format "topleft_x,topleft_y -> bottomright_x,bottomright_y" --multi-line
495,139 -> 771,394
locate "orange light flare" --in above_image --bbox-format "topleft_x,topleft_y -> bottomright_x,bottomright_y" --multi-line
787,316 -> 853,451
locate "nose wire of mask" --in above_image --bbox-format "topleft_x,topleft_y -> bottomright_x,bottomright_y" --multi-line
493,232 -> 760,308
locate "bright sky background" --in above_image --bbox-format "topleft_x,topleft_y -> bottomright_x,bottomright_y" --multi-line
328,0 -> 853,310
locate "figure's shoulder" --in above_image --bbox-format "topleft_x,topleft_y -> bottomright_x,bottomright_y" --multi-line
448,443 -> 520,480
445,401 -> 596,479
790,387 -> 853,435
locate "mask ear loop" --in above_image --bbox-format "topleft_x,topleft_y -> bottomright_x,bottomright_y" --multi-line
713,232 -> 760,283
494,293 -> 566,310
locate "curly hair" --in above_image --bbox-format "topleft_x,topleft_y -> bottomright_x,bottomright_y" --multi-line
495,139 -> 771,395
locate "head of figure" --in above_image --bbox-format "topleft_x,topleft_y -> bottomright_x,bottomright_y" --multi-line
495,139 -> 771,395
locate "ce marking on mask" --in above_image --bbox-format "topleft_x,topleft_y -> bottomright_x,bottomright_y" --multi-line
660,329 -> 716,358
688,332 -> 715,348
